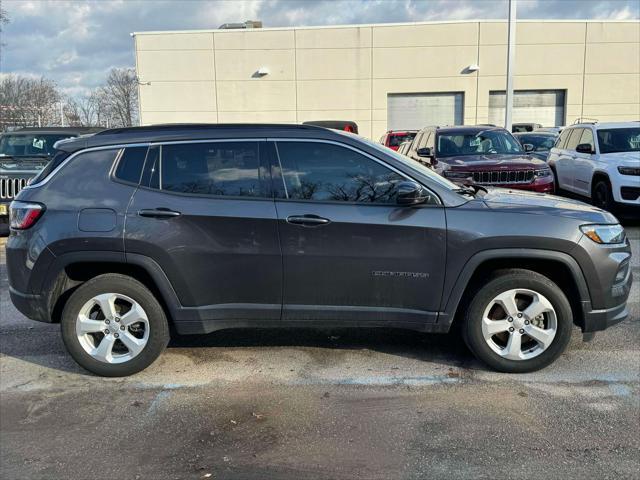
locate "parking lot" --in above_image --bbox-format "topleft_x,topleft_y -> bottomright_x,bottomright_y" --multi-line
1,225 -> 639,480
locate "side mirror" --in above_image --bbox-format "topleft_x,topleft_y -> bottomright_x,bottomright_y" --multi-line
523,143 -> 534,152
416,147 -> 432,158
576,143 -> 594,154
396,181 -> 429,206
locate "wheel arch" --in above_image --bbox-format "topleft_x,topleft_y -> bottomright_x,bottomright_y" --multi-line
440,249 -> 592,332
44,252 -> 180,324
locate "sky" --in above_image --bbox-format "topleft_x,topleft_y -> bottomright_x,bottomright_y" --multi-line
1,0 -> 639,98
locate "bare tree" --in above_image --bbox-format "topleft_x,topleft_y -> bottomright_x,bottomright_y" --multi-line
1,74 -> 61,129
99,68 -> 138,127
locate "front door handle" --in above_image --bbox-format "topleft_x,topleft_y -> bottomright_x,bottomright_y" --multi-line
286,215 -> 331,227
138,208 -> 182,218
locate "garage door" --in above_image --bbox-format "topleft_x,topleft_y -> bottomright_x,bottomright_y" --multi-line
488,90 -> 565,127
387,92 -> 464,131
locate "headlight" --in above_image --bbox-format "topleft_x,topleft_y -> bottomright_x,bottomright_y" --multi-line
580,224 -> 626,244
443,170 -> 471,179
618,166 -> 640,176
535,168 -> 552,178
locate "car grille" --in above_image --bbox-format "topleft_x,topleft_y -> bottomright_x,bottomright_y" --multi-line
0,177 -> 31,199
472,170 -> 534,185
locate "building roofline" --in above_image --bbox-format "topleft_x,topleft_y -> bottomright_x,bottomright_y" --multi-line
131,18 -> 640,36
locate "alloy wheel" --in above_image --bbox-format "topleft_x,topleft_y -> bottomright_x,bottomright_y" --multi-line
481,288 -> 557,361
75,293 -> 150,364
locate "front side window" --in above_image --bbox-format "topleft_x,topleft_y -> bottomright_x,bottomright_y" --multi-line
579,129 -> 595,149
157,142 -> 266,197
276,141 -> 405,204
597,127 -> 640,154
436,130 -> 523,157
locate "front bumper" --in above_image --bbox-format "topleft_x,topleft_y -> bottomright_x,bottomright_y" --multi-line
582,300 -> 630,333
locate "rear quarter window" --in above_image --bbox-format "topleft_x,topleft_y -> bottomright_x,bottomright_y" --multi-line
114,146 -> 149,184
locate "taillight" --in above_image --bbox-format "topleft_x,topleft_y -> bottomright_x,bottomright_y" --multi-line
9,201 -> 45,230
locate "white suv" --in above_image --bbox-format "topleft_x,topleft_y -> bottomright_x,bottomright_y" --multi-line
547,122 -> 640,211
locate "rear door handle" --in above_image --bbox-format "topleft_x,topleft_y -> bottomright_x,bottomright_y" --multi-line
138,208 -> 182,218
286,215 -> 331,227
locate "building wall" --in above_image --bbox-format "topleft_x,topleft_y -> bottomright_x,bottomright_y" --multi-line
134,20 -> 640,139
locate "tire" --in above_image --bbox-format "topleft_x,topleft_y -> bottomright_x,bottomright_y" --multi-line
61,274 -> 169,377
462,269 -> 572,373
549,166 -> 560,194
592,178 -> 614,212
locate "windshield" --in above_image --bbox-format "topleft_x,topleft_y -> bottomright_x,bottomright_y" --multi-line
389,132 -> 416,147
0,133 -> 75,157
342,132 -> 460,191
516,134 -> 557,151
437,130 -> 523,157
596,127 -> 640,154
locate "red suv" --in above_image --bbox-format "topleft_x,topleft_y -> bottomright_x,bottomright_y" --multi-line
406,126 -> 555,193
379,130 -> 417,151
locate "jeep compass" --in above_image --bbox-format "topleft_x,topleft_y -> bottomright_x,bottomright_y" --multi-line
6,124 -> 632,376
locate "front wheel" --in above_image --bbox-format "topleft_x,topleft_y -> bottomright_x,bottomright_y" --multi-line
462,269 -> 573,373
592,179 -> 614,212
60,274 -> 169,377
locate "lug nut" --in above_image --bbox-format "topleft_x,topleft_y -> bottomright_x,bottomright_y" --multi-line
105,319 -> 110,324
507,317 -> 513,322
114,333 -> 119,338
120,325 -> 125,331
509,327 -> 515,332
524,320 -> 530,325
104,329 -> 110,334
519,329 -> 525,334
517,313 -> 523,318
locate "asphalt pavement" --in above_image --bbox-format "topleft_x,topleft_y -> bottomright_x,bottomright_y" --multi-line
1,225 -> 639,480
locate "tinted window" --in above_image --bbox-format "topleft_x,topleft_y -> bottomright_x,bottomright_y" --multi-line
276,141 -> 405,204
114,146 -> 148,184
0,133 -> 77,157
437,130 -> 522,157
565,128 -> 583,150
389,132 -> 416,147
159,142 -> 265,197
516,134 -> 556,151
597,127 -> 640,154
579,129 -> 595,149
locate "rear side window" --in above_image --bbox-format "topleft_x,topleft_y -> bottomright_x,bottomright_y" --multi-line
114,146 -> 148,184
157,141 -> 267,197
276,141 -> 405,204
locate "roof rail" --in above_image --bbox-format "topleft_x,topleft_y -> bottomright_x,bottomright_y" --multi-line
573,117 -> 599,124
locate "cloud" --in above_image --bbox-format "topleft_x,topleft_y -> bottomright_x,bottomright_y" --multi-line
2,0 -> 639,98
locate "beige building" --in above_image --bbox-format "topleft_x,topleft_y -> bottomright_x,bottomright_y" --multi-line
133,19 -> 640,139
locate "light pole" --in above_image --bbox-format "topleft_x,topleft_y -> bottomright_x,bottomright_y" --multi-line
504,0 -> 517,132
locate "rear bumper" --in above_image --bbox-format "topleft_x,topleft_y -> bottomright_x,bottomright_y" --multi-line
9,286 -> 51,323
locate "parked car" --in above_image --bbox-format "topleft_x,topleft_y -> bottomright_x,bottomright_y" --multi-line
406,126 -> 555,193
535,127 -> 564,135
512,123 -> 542,133
7,124 -> 632,376
302,120 -> 358,134
514,131 -> 559,161
396,139 -> 412,156
547,122 -> 640,211
0,127 -> 102,234
379,130 -> 417,151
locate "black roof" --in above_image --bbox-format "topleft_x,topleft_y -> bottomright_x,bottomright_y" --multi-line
6,127 -> 105,135
55,123 -> 345,154
513,131 -> 557,136
432,125 -> 507,134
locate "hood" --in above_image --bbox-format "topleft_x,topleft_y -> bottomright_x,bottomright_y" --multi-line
438,153 -> 546,170
602,151 -> 640,165
0,156 -> 49,174
479,187 -> 618,223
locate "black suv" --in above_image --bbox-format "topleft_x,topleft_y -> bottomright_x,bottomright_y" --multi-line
6,124 -> 632,376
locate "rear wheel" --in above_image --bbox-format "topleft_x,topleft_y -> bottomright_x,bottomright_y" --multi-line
592,178 -> 614,211
462,269 -> 572,373
60,274 -> 169,377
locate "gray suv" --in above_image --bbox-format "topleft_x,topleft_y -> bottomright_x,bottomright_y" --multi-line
6,124 -> 633,376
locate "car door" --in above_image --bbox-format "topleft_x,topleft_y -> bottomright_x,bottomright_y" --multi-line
572,128 -> 597,196
270,139 -> 447,327
555,128 -> 582,192
125,140 -> 282,322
